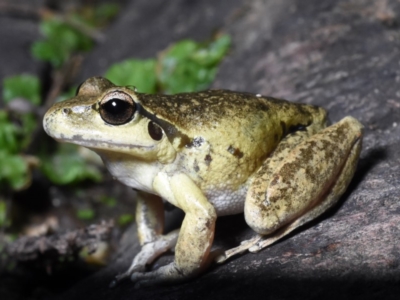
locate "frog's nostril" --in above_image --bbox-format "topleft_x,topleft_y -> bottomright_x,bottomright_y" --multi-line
62,108 -> 71,115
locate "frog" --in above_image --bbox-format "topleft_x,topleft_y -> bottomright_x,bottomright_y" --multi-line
43,77 -> 363,287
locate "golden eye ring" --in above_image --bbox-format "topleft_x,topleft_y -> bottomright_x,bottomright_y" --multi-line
99,91 -> 136,125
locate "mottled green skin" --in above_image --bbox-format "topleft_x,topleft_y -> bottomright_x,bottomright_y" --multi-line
140,90 -> 326,138
138,90 -> 328,193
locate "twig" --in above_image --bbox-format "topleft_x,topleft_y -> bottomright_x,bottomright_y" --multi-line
42,54 -> 83,111
48,11 -> 106,43
0,3 -> 41,19
0,5 -> 105,42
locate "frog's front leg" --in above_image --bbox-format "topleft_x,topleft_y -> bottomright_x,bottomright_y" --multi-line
110,192 -> 179,287
130,173 -> 217,287
218,116 -> 363,262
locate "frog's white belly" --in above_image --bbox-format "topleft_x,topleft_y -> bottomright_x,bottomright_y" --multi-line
101,153 -> 247,216
204,185 -> 247,216
100,154 -> 162,194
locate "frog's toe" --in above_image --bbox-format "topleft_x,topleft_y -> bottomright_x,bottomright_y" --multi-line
130,272 -> 148,286
109,269 -> 137,288
215,235 -> 262,263
248,243 -> 263,253
130,272 -> 164,288
131,263 -> 188,287
214,253 -> 227,264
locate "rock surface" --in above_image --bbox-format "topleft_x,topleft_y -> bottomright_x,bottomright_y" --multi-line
4,0 -> 400,299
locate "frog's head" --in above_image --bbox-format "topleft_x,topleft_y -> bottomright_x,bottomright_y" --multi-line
43,77 -> 176,163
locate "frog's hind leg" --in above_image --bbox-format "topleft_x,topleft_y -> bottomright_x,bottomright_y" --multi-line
217,116 -> 363,263
249,133 -> 361,253
248,116 -> 362,252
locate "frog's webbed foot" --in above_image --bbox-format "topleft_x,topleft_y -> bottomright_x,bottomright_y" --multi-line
130,262 -> 188,288
215,211 -> 334,264
215,224 -> 300,264
215,235 -> 262,263
130,249 -> 222,288
247,208 -> 322,253
110,230 -> 179,288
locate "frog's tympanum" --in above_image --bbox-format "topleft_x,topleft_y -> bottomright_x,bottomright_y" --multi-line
43,77 -> 363,287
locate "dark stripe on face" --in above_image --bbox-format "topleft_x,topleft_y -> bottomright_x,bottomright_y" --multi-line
137,103 -> 191,147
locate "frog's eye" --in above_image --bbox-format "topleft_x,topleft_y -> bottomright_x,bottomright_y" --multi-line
100,92 -> 136,125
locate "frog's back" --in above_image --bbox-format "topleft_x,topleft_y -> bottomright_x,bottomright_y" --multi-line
139,90 -> 326,141
139,90 -> 327,215
140,90 -> 273,130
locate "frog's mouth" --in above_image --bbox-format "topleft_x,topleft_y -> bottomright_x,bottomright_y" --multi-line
53,134 -> 156,152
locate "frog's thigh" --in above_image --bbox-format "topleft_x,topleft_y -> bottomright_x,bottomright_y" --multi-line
245,116 -> 363,238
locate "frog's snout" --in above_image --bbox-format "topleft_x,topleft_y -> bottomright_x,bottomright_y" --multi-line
42,109 -> 53,137
42,104 -> 66,139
